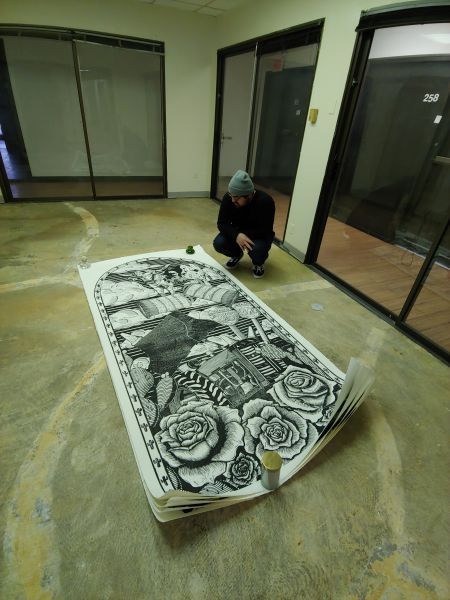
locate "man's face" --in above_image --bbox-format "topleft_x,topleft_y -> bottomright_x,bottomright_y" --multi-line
230,194 -> 251,208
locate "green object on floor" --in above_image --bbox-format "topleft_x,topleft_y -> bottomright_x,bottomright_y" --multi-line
186,245 -> 195,254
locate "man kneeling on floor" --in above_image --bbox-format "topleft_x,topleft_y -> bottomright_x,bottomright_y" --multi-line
213,170 -> 275,278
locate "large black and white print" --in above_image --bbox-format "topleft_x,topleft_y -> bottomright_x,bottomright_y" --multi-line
95,252 -> 343,495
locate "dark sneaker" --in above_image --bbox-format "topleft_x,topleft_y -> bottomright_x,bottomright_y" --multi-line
226,254 -> 243,269
253,264 -> 265,278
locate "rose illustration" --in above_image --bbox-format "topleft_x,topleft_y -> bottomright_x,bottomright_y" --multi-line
224,451 -> 260,487
155,400 -> 244,488
243,399 -> 318,461
268,366 -> 335,422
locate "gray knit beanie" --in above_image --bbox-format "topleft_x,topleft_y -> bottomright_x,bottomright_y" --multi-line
228,170 -> 254,196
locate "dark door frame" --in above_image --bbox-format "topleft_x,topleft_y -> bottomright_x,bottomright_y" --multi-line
304,2 -> 450,364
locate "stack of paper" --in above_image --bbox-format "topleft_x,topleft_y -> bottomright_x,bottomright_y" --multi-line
79,246 -> 374,521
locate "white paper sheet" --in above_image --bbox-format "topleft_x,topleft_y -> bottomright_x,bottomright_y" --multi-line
79,246 -> 373,520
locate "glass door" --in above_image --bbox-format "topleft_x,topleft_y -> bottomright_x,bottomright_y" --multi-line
403,121 -> 450,353
249,38 -> 318,240
0,28 -> 166,202
212,25 -> 321,241
76,42 -> 165,198
312,20 -> 450,359
405,223 -> 450,353
0,35 -> 93,199
213,49 -> 255,201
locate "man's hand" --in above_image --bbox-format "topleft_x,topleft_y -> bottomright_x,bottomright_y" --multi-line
236,233 -> 254,253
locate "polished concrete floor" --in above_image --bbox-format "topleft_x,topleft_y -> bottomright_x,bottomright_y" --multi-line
1,198 -> 449,600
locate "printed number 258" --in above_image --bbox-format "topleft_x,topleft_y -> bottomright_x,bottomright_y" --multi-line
423,93 -> 440,103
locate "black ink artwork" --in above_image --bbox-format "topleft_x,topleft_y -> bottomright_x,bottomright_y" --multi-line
81,248 -> 374,521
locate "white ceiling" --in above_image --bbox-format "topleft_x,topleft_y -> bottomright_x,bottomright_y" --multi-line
137,0 -> 251,17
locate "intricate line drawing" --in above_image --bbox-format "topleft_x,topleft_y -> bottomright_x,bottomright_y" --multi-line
93,255 -> 345,495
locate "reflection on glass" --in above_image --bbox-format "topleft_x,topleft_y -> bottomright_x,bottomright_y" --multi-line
406,225 -> 450,353
216,51 -> 254,200
0,36 -> 92,199
76,42 -> 164,197
249,43 -> 317,240
317,24 -> 450,315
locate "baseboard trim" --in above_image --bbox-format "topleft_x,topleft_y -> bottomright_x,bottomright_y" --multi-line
167,191 -> 210,198
278,240 -> 305,263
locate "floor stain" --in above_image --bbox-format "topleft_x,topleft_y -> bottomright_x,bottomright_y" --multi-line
63,203 -> 99,275
2,354 -> 105,600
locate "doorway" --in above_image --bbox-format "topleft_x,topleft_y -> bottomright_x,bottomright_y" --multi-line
309,17 -> 450,361
214,48 -> 255,202
211,24 -> 322,242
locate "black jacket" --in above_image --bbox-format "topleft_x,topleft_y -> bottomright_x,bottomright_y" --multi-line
217,190 -> 275,240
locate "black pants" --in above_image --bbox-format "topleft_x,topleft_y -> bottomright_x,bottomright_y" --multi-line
213,233 -> 273,266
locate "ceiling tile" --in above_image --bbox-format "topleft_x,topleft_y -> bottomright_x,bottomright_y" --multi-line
208,0 -> 248,10
153,0 -> 199,10
198,6 -> 224,15
181,0 -> 212,5
137,0 -> 251,13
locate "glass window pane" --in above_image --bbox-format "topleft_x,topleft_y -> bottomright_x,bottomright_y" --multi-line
317,23 -> 450,315
76,42 -> 164,197
0,36 -> 92,199
406,223 -> 450,353
249,43 -> 318,240
216,51 -> 254,200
